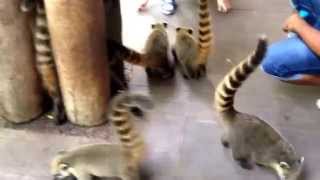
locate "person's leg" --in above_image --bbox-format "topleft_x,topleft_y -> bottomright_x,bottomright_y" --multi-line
161,0 -> 177,15
138,0 -> 149,12
261,36 -> 320,86
316,98 -> 320,109
217,0 -> 232,13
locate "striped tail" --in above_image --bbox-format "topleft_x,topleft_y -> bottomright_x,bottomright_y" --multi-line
108,92 -> 153,160
33,1 -> 62,97
198,0 -> 212,62
214,36 -> 268,114
34,1 -> 54,67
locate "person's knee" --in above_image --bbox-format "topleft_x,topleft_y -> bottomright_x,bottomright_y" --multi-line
260,42 -> 296,78
261,52 -> 291,78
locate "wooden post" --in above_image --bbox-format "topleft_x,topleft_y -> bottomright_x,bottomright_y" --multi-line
0,0 -> 43,123
44,0 -> 110,126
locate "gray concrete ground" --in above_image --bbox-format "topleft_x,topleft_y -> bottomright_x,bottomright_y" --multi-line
0,0 -> 320,179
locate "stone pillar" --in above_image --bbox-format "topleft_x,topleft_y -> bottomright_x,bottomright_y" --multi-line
0,0 -> 43,123
44,0 -> 110,126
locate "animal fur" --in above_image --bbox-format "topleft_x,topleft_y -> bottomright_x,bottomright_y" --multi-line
50,92 -> 153,180
173,0 -> 212,79
214,36 -> 304,180
20,0 -> 66,125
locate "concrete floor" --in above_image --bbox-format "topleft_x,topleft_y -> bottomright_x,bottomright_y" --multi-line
0,0 -> 320,179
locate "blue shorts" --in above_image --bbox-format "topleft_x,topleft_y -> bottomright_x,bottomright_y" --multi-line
261,0 -> 320,80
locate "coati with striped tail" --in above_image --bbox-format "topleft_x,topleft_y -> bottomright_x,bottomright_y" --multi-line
50,92 -> 153,180
143,22 -> 174,79
173,0 -> 212,79
214,36 -> 304,180
108,23 -> 174,80
20,0 -> 66,125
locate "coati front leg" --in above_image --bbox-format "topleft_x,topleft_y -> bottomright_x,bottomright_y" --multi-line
189,61 -> 207,79
220,132 -> 230,148
231,138 -> 253,170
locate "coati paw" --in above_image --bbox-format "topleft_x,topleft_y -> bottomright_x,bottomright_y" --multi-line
190,64 -> 206,79
220,136 -> 230,148
217,0 -> 232,13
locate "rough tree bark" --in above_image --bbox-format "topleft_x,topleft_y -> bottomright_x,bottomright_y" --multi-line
0,0 -> 43,123
44,0 -> 110,126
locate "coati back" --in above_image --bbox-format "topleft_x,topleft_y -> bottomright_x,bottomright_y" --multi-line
50,92 -> 153,180
143,22 -> 174,79
214,36 -> 304,180
173,0 -> 212,79
107,23 -> 174,82
20,0 -> 66,125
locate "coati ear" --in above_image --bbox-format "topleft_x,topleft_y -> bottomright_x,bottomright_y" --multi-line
162,22 -> 168,28
176,27 -> 181,32
188,28 -> 193,34
151,24 -> 155,29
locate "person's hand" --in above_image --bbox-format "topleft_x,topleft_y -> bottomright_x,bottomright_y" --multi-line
282,12 -> 306,33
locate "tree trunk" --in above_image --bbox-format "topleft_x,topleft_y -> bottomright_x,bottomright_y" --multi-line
0,0 -> 43,123
44,0 -> 110,126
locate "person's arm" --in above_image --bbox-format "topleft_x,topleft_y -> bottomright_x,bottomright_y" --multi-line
283,13 -> 320,56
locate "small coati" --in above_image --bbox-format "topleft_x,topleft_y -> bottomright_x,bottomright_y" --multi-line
173,0 -> 212,79
20,0 -> 66,125
214,36 -> 304,180
51,92 -> 153,180
108,23 -> 174,80
143,22 -> 174,79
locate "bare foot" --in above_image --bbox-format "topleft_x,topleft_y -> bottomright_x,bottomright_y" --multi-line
138,0 -> 149,12
217,0 -> 232,13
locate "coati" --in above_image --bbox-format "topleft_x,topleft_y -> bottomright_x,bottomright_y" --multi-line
143,22 -> 174,79
51,92 -> 153,180
214,36 -> 304,180
20,0 -> 66,125
107,22 -> 175,95
173,0 -> 212,79
108,23 -> 174,80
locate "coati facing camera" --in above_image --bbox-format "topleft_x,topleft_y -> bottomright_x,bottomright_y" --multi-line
51,92 -> 153,180
214,36 -> 304,180
20,0 -> 66,125
173,0 -> 212,79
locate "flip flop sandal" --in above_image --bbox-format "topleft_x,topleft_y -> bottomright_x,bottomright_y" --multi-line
161,0 -> 177,15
